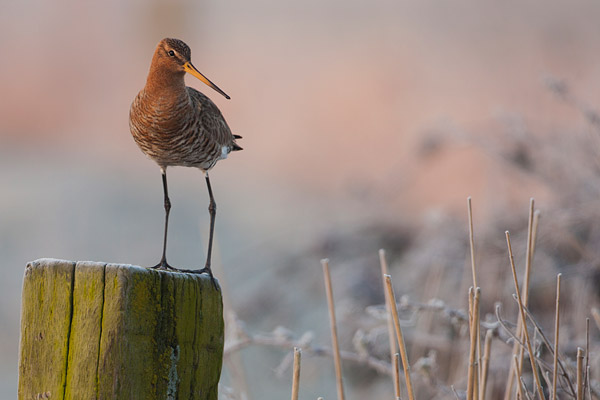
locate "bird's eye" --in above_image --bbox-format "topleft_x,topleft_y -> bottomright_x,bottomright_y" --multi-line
168,50 -> 175,57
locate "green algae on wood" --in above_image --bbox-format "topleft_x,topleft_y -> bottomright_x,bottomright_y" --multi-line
18,259 -> 224,400
18,259 -> 75,400
64,261 -> 106,399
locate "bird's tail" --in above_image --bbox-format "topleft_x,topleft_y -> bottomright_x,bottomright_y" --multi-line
232,134 -> 243,151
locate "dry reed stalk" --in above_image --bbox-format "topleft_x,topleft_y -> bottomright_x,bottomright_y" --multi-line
467,197 -> 478,288
291,347 -> 301,400
531,210 -> 540,263
479,329 -> 493,400
513,355 -> 526,400
467,288 -> 481,400
583,318 -> 590,397
394,353 -> 401,400
552,274 -> 561,400
523,199 -> 536,298
577,347 -> 584,400
506,231 -> 545,400
467,197 -> 482,393
384,274 -> 415,400
467,286 -> 475,399
474,351 -> 479,399
517,199 -> 536,371
504,199 -> 536,400
591,308 -> 600,332
321,259 -> 346,400
586,366 -> 591,400
380,249 -> 400,397
468,286 -> 474,333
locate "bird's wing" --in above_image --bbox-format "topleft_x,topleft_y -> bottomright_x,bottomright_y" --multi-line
186,87 -> 240,149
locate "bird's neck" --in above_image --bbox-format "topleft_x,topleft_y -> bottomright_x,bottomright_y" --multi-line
144,63 -> 187,99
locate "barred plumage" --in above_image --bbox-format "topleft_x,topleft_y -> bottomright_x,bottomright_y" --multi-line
129,38 -> 241,286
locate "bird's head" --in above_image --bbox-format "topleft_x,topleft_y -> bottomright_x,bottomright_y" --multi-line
152,38 -> 230,99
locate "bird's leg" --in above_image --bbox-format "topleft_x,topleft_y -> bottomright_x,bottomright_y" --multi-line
151,168 -> 175,270
205,172 -> 217,274
183,172 -> 219,289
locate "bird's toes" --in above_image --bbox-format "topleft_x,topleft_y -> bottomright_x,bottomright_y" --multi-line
149,260 -> 178,271
177,267 -> 219,290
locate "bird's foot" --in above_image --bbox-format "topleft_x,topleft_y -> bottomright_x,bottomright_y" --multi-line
149,259 -> 178,272
179,265 -> 219,290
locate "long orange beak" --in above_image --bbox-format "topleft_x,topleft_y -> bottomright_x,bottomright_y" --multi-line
184,62 -> 230,100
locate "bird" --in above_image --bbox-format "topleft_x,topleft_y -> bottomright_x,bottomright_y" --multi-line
129,38 -> 242,286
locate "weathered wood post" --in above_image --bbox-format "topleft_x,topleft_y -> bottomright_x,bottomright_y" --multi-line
18,258 -> 224,400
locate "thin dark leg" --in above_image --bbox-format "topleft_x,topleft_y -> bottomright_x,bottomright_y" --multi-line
204,173 -> 217,273
151,168 -> 174,270
183,173 -> 219,289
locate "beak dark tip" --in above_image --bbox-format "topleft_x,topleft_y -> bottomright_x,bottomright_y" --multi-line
225,95 -> 231,100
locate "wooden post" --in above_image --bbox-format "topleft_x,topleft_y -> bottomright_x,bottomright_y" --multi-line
18,258 -> 224,400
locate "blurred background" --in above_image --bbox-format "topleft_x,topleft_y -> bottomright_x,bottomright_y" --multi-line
2,0 -> 600,398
